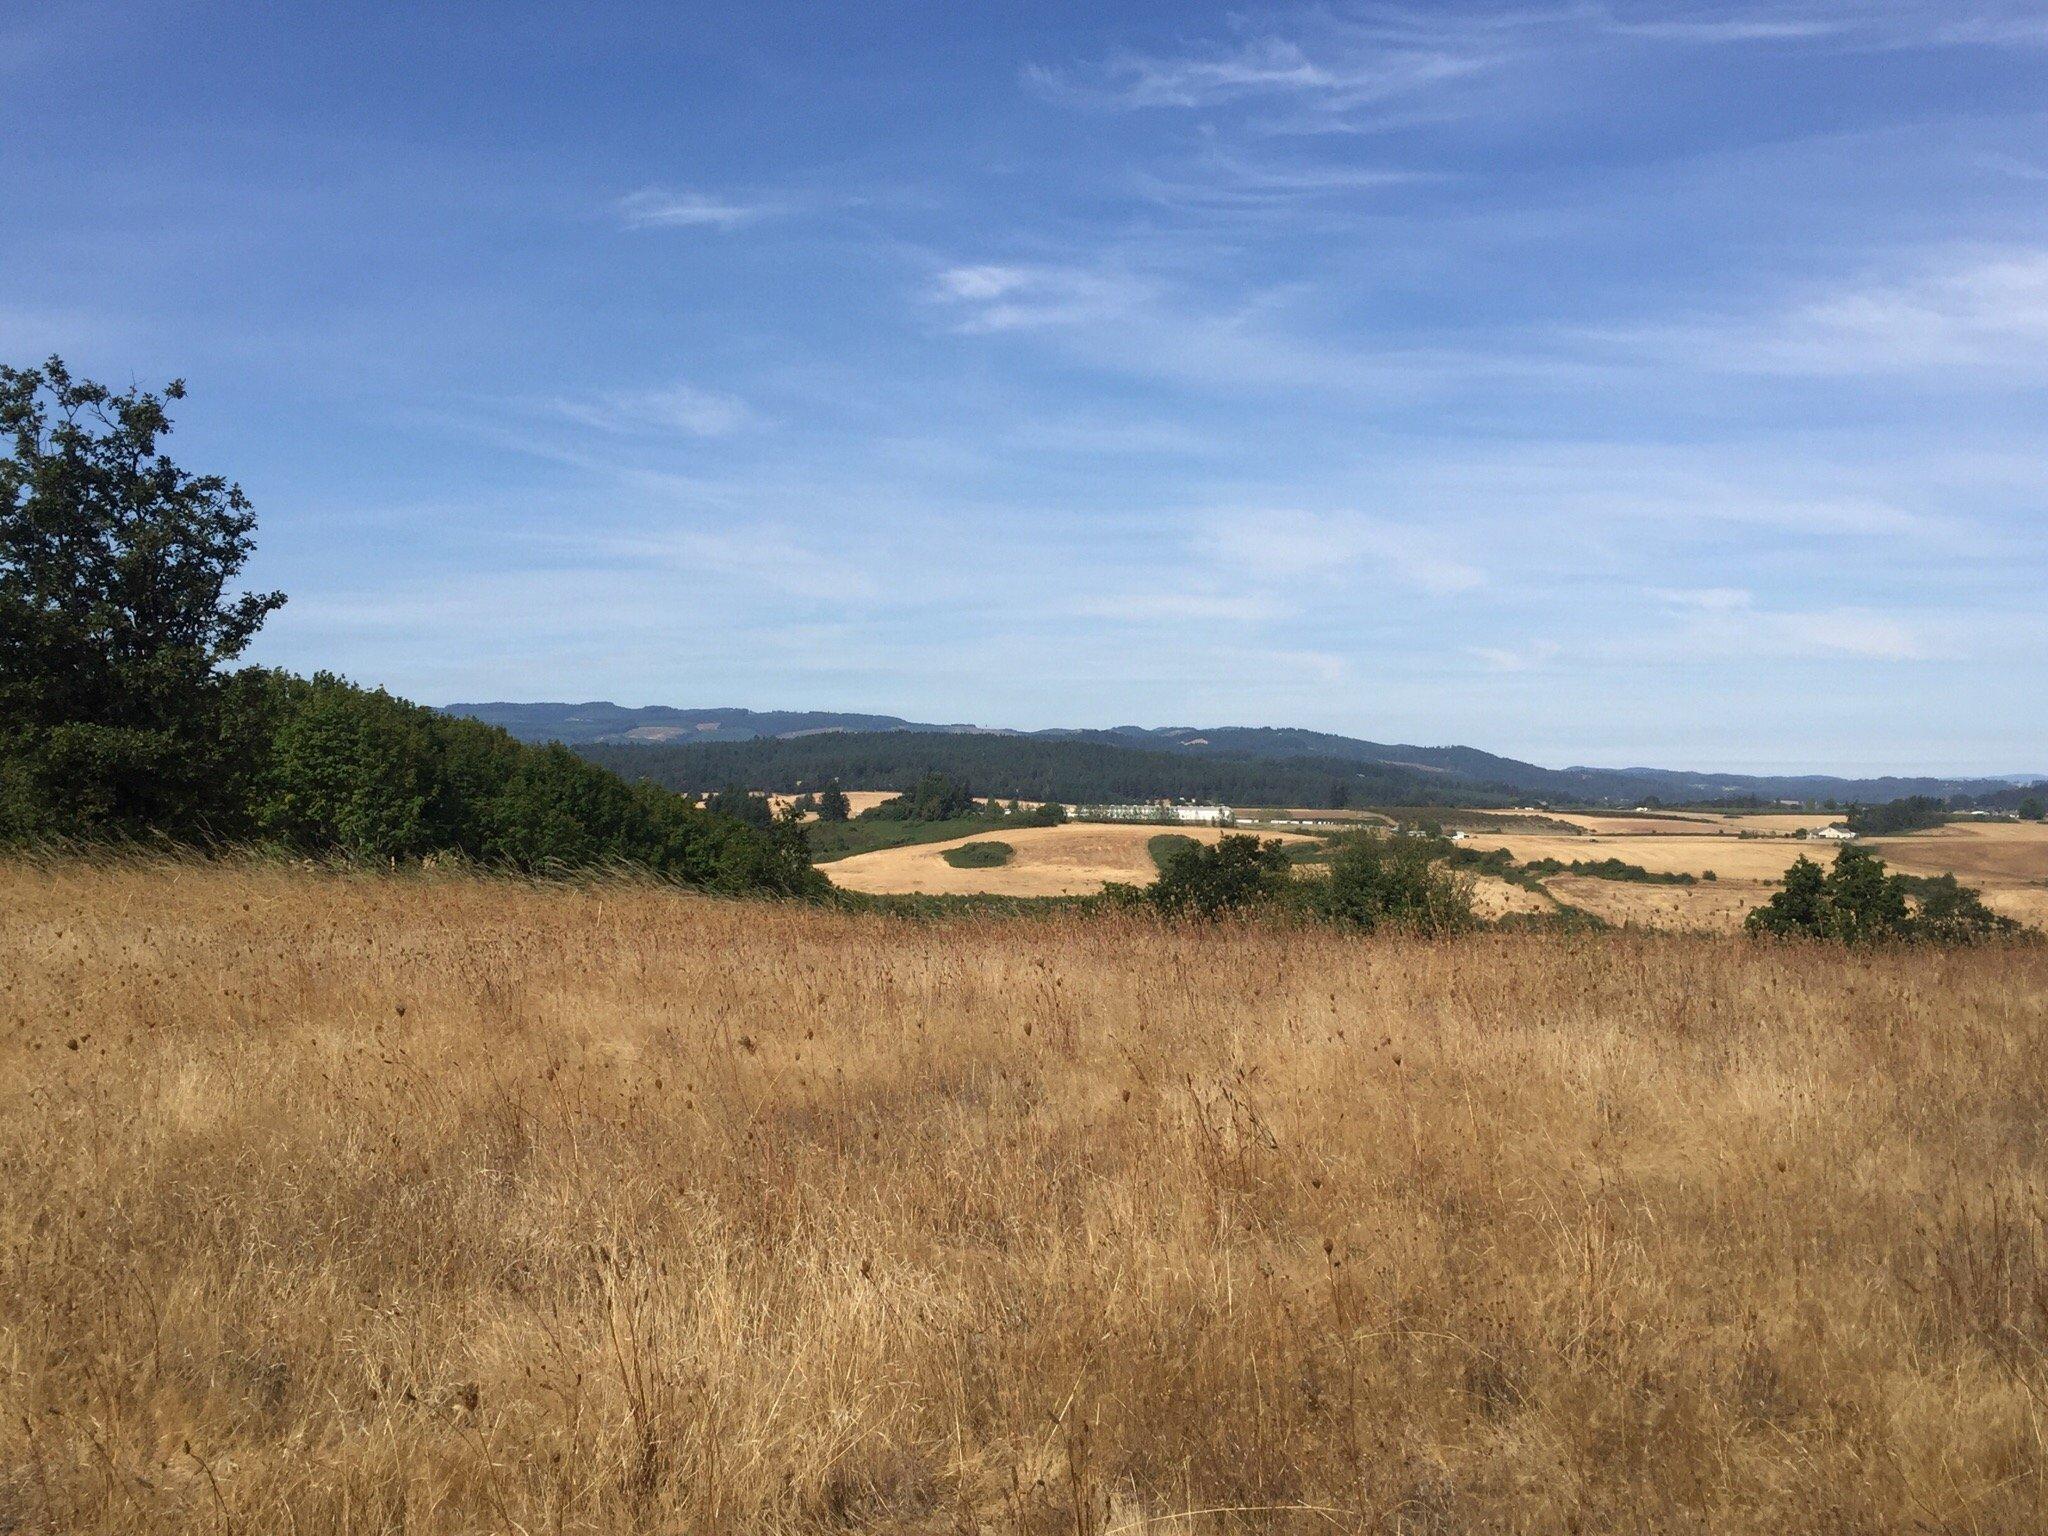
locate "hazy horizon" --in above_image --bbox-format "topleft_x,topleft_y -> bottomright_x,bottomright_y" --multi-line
7,2 -> 2045,774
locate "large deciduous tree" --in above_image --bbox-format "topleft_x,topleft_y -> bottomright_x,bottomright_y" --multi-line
0,358 -> 283,839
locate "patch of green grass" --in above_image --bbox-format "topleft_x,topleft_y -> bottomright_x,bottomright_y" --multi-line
942,840 -> 1014,869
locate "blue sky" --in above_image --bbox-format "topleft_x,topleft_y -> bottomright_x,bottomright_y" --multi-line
6,2 -> 2046,773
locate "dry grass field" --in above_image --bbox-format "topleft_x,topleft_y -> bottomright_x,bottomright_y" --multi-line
6,859 -> 2048,1534
1462,821 -> 2048,934
824,824 -> 1312,898
1461,832 -> 1814,881
1463,875 -> 1557,920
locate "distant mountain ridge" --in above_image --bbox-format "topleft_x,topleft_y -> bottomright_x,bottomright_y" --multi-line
443,702 -> 2043,807
445,702 -> 983,745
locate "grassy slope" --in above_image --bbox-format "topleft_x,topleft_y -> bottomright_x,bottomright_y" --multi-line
6,859 -> 2047,1533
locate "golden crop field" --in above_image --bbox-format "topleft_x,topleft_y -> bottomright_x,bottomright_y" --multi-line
6,858 -> 2048,1534
1460,832 -> 1815,880
1461,820 -> 2048,934
824,823 -> 1313,898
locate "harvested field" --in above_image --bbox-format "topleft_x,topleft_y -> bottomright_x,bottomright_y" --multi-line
1703,812 -> 1848,835
5,859 -> 2048,1534
1463,831 -> 1813,881
1546,875 -> 1774,933
1473,820 -> 2048,934
1516,811 -> 1720,835
1867,821 -> 2048,884
824,821 -> 1312,897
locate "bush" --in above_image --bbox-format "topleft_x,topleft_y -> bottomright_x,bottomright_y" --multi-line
942,840 -> 1014,869
1148,834 -> 1292,918
1746,846 -> 2018,944
1305,833 -> 1474,934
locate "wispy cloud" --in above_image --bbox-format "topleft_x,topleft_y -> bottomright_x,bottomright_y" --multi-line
1129,152 -> 1442,213
1025,29 -> 1503,122
1469,638 -> 1562,672
1200,509 -> 1486,595
1072,591 -> 1281,623
550,383 -> 758,438
1623,600 -> 1936,663
1651,586 -> 1754,612
1028,3 -> 2048,132
1599,248 -> 2048,375
929,263 -> 1150,332
1605,17 -> 1852,44
614,187 -> 774,231
593,527 -> 877,602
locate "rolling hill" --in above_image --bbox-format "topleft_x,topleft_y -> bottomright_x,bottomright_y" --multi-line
445,702 -> 2043,809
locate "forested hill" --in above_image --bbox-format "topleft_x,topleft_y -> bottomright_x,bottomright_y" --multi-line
582,733 -> 1511,809
446,702 -> 978,745
465,704 -> 2042,808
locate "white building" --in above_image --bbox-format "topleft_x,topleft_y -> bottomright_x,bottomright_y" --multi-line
1810,824 -> 1857,841
1074,802 -> 1235,826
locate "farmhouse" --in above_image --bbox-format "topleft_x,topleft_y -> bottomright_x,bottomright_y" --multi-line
1810,824 -> 1858,841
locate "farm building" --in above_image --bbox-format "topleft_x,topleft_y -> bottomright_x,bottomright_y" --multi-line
1809,824 -> 1858,841
1074,803 -> 1236,826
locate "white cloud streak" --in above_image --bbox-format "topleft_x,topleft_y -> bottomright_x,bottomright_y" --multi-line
615,187 -> 774,230
551,383 -> 757,438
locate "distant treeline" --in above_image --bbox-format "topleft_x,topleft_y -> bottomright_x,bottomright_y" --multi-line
581,732 -> 1514,810
1844,797 -> 1952,837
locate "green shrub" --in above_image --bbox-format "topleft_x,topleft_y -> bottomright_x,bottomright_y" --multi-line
1148,834 -> 1293,918
1746,846 -> 2018,944
942,840 -> 1014,869
1304,833 -> 1475,934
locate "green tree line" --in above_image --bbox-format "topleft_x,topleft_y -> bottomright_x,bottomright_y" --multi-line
0,358 -> 820,896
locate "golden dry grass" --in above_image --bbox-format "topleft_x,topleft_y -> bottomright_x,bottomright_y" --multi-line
6,858 -> 2048,1534
823,824 -> 1312,898
1465,821 -> 2048,934
1464,874 -> 1558,920
1869,822 -> 2048,884
1543,876 -> 1775,934
1462,833 -> 1816,881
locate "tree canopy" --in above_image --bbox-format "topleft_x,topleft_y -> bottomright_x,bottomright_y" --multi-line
0,358 -> 825,898
1746,846 -> 2016,944
1,358 -> 283,838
